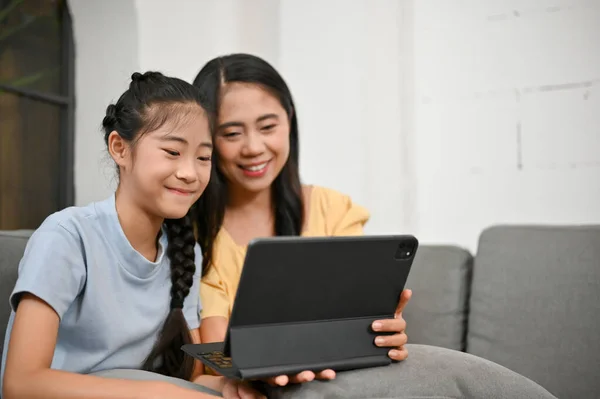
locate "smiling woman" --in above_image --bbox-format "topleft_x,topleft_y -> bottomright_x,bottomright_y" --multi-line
192,53 -> 368,318
191,55 -> 380,380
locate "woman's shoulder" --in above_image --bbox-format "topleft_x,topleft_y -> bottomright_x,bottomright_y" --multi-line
303,184 -> 370,234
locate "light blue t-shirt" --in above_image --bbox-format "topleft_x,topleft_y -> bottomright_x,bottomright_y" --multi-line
0,194 -> 202,391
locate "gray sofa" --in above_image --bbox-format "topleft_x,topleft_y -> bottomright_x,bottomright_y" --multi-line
1,226 -> 599,398
403,225 -> 600,399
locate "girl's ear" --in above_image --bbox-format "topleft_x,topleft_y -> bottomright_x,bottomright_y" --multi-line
107,131 -> 130,170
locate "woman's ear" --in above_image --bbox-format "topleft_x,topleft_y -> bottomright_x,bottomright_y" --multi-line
107,131 -> 130,169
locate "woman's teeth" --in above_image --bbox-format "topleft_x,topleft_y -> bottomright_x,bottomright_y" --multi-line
241,162 -> 268,172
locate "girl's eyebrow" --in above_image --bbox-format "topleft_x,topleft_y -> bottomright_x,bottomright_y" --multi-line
159,135 -> 212,149
159,135 -> 187,144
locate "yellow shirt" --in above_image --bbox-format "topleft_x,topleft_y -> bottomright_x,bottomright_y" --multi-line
199,185 -> 370,319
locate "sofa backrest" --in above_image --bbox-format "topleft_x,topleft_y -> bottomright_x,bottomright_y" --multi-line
403,245 -> 473,351
467,225 -> 600,399
0,230 -> 32,362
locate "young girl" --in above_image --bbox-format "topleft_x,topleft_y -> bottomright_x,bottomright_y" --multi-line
1,72 -> 264,398
191,54 -> 410,386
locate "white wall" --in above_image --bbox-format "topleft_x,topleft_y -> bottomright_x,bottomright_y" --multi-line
278,0 -> 410,235
69,0 -> 600,252
412,0 -> 600,251
135,0 -> 281,80
69,0 -> 139,206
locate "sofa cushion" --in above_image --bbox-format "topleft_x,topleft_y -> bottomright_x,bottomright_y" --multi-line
403,245 -> 473,351
266,344 -> 557,399
467,225 -> 600,399
0,230 -> 32,361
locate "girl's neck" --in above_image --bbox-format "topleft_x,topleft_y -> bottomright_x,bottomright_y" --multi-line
115,186 -> 163,262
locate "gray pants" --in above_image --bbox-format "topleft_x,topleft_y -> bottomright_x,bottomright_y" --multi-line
92,344 -> 557,398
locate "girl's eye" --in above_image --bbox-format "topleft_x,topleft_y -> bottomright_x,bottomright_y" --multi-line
261,124 -> 276,131
198,156 -> 212,161
163,149 -> 179,156
223,132 -> 240,138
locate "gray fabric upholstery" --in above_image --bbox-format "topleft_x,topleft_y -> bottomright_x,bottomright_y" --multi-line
268,344 -> 556,399
467,225 -> 600,399
403,246 -> 473,351
0,230 -> 32,362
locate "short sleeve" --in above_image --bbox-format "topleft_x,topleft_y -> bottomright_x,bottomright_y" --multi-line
325,188 -> 370,236
200,263 -> 230,319
10,223 -> 87,320
183,243 -> 202,330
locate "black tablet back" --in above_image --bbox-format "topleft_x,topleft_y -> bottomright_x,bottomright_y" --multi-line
225,235 -> 418,379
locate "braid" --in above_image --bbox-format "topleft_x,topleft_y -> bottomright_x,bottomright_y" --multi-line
165,215 -> 196,309
141,213 -> 196,380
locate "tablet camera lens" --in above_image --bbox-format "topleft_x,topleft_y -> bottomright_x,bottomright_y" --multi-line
395,242 -> 415,260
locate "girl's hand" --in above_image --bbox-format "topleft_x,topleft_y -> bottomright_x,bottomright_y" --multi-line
372,289 -> 412,361
222,379 -> 267,399
265,369 -> 336,387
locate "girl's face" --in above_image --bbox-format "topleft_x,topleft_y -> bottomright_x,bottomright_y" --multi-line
215,82 -> 290,195
110,105 -> 213,219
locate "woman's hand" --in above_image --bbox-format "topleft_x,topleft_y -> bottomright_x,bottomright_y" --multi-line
222,379 -> 267,399
372,288 -> 412,361
262,289 -> 412,387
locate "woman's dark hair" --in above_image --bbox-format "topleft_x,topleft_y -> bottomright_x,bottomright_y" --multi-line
192,54 -> 303,276
101,71 -> 212,380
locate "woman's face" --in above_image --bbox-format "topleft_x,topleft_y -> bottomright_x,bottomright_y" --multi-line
215,82 -> 290,195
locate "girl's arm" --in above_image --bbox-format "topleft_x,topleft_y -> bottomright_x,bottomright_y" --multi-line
189,327 -> 227,391
189,328 -> 205,379
189,329 -> 266,397
2,294 -> 218,399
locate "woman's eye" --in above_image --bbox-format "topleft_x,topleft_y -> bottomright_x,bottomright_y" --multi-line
198,156 -> 212,161
261,124 -> 276,131
163,149 -> 179,156
223,132 -> 240,138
